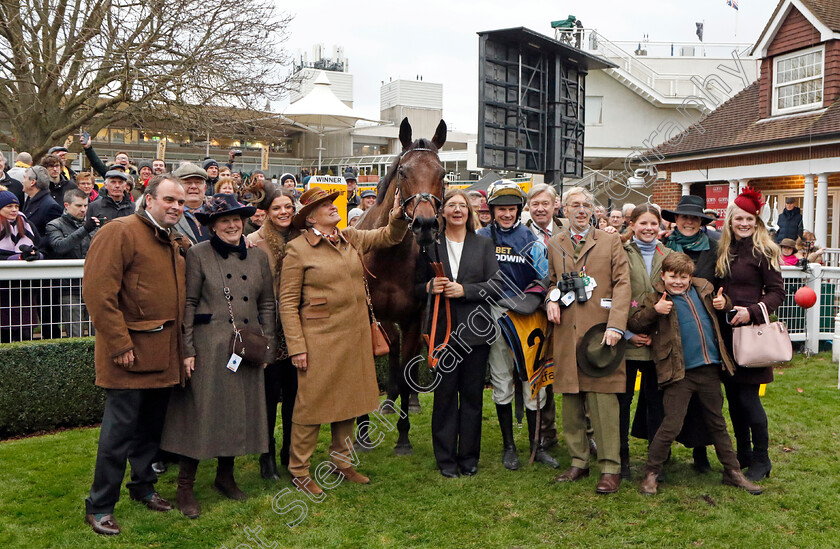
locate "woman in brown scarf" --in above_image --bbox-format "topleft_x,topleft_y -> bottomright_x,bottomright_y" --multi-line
246,186 -> 299,479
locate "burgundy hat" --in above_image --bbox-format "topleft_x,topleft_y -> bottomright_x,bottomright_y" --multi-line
733,187 -> 764,216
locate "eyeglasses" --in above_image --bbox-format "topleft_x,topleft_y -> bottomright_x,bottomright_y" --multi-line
567,203 -> 593,211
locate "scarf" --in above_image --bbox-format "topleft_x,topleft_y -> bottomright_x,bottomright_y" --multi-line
262,220 -> 296,282
633,237 -> 659,275
210,234 -> 247,260
667,228 -> 710,253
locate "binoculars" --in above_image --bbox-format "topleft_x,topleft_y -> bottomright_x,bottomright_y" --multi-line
559,272 -> 589,303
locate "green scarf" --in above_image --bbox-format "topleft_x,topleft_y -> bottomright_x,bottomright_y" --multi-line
667,228 -> 710,253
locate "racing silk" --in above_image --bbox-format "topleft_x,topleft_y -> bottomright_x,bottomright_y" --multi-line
478,221 -> 547,298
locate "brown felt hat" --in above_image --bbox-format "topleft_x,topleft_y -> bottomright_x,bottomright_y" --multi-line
293,186 -> 339,229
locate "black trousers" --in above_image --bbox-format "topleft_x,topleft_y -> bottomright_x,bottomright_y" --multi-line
431,344 -> 490,471
723,380 -> 769,453
618,360 -> 663,453
85,388 -> 171,514
264,357 -> 297,460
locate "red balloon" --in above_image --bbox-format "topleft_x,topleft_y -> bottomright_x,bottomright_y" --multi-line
795,286 -> 817,309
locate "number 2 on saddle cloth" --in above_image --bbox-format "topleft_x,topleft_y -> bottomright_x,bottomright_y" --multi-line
423,262 -> 451,369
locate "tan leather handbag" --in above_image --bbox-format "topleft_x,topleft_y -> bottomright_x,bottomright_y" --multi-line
732,302 -> 792,367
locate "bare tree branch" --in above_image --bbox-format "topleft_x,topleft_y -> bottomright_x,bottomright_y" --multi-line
0,0 -> 296,157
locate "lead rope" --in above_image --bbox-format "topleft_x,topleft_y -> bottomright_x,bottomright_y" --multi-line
425,261 -> 452,369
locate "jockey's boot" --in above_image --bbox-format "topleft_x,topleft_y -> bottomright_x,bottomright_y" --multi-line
526,409 -> 558,468
496,403 -> 520,471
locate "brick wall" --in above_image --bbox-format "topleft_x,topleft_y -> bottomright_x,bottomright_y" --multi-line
825,40 -> 840,107
759,58 -> 773,119
767,6 -> 822,57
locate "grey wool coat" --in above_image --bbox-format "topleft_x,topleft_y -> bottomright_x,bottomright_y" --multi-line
161,239 -> 277,460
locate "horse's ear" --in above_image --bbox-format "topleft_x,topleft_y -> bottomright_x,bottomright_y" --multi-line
432,120 -> 447,149
399,118 -> 412,150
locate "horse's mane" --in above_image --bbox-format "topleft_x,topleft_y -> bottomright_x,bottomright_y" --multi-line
375,138 -> 438,204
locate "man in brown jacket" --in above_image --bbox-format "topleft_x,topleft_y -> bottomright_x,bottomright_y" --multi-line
546,186 -> 631,494
82,175 -> 188,536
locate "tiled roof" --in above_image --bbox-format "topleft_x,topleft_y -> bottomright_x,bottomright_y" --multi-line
651,82 -> 840,158
800,0 -> 840,32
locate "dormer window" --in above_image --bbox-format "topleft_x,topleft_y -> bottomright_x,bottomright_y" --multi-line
772,45 -> 824,116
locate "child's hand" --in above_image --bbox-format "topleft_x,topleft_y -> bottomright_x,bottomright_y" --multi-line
654,292 -> 672,315
712,287 -> 726,310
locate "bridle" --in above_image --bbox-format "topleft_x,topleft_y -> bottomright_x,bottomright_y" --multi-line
396,147 -> 443,226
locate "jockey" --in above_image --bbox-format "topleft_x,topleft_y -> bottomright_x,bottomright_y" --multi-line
477,180 -> 557,470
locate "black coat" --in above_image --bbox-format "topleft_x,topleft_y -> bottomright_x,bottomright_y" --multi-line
87,192 -> 134,224
45,212 -> 93,259
22,189 -> 62,238
415,231 -> 502,347
48,178 -> 78,204
775,207 -> 803,243
680,237 -> 718,285
0,173 -> 23,203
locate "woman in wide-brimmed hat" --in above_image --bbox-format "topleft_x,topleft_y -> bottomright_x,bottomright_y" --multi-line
245,186 -> 300,480
161,193 -> 277,519
278,186 -> 408,495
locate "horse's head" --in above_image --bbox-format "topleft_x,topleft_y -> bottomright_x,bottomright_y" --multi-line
395,117 -> 447,249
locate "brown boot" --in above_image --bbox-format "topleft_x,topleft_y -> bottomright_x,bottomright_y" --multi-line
214,457 -> 248,501
335,466 -> 370,484
722,469 -> 763,495
176,458 -> 201,519
291,475 -> 324,497
639,470 -> 658,495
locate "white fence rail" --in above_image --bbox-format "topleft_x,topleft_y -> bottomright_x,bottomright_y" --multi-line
0,261 -> 836,350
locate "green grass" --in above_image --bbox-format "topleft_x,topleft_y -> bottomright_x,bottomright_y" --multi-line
2,353 -> 840,548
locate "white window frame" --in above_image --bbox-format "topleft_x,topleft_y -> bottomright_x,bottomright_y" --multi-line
772,44 -> 825,116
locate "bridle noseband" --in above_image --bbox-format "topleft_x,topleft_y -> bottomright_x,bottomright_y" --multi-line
397,147 -> 443,224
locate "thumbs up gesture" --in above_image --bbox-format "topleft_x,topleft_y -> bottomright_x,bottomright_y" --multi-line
712,287 -> 726,310
654,292 -> 673,315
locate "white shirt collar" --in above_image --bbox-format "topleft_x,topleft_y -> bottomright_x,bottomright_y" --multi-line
145,211 -> 170,234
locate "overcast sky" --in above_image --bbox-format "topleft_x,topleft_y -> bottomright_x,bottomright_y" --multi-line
277,0 -> 779,133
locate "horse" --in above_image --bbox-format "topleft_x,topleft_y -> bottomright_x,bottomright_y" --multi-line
356,117 -> 447,455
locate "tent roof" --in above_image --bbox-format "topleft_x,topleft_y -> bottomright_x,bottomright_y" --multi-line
284,72 -> 379,130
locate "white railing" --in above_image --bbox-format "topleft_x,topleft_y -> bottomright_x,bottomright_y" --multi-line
556,28 -> 753,103
0,261 -> 836,353
0,260 -> 92,342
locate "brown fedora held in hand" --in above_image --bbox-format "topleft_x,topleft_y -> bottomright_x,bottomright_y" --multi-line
576,323 -> 626,378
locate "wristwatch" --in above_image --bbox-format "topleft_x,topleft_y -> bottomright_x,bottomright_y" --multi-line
548,288 -> 562,303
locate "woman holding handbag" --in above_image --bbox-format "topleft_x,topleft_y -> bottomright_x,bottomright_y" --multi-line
715,188 -> 784,482
160,193 -> 277,519
416,189 -> 501,478
246,187 -> 300,480
278,187 -> 407,495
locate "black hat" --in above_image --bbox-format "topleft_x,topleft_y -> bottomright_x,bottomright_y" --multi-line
194,193 -> 256,226
343,170 -> 357,181
280,173 -> 297,185
202,158 -> 219,170
576,323 -> 626,378
360,189 -> 376,199
662,195 -> 714,223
